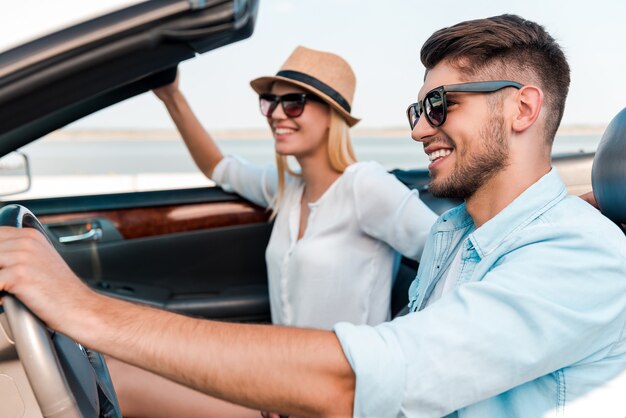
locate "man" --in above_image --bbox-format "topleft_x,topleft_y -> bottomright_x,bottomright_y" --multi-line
2,14 -> 626,417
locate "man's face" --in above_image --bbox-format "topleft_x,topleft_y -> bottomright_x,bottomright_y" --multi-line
411,62 -> 510,200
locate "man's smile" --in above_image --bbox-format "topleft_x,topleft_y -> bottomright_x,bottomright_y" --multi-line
427,148 -> 453,162
424,143 -> 455,170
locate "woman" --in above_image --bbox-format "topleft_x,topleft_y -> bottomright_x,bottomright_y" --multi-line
108,46 -> 437,418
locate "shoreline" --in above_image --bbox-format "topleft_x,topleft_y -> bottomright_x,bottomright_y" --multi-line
45,125 -> 607,141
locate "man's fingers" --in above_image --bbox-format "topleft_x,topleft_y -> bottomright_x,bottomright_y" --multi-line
0,235 -> 46,271
259,412 -> 282,418
0,228 -> 61,296
0,258 -> 29,295
0,227 -> 48,252
0,248 -> 23,269
0,225 -> 35,237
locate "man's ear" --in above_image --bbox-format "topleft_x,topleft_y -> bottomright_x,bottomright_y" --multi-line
512,85 -> 543,133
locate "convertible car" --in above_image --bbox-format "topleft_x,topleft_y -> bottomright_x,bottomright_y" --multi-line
0,1 -> 623,417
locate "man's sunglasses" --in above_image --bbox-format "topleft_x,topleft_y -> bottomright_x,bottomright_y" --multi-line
406,80 -> 524,129
259,93 -> 324,118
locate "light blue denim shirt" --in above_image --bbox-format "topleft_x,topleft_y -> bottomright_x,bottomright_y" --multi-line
334,169 -> 626,417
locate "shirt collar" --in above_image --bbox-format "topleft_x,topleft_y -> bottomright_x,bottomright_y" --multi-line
436,202 -> 474,232
436,168 -> 567,258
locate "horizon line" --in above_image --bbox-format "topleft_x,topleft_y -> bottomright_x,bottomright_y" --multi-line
50,124 -> 607,140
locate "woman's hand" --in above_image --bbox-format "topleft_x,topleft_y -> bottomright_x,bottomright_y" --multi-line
153,70 -> 181,103
579,191 -> 598,208
579,191 -> 626,232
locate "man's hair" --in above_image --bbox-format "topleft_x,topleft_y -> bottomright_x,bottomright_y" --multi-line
421,14 -> 570,143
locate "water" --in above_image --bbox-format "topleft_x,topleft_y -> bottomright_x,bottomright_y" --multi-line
3,133 -> 600,200
20,134 -> 602,176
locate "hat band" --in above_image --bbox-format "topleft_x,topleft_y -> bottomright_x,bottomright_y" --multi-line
276,70 -> 352,113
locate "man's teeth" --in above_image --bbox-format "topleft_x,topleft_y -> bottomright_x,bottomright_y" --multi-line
428,149 -> 452,161
275,128 -> 296,135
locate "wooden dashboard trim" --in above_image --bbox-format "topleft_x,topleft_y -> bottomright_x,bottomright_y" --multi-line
38,201 -> 270,240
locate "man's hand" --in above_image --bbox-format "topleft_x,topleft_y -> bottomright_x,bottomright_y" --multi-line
0,228 -> 356,417
261,412 -> 291,418
0,226 -> 97,334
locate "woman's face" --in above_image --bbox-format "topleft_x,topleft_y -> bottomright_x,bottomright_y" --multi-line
266,81 -> 331,159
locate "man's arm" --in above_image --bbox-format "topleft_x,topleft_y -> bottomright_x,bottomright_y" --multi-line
335,222 -> 626,416
0,227 -> 355,417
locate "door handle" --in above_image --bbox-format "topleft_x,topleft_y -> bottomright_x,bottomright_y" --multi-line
58,227 -> 103,244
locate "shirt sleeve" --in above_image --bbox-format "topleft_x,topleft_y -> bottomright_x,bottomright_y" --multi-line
335,224 -> 626,417
211,155 -> 279,208
352,162 -> 438,260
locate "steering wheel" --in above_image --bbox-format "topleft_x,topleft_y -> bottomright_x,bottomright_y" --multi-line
0,204 -> 121,418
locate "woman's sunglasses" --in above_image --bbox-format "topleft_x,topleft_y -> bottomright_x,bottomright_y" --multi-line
259,93 -> 324,118
406,80 -> 523,129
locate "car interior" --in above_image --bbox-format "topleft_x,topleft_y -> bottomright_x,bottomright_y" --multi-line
0,1 -> 623,417
0,109 -> 622,417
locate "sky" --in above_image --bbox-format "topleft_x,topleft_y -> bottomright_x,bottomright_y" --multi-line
1,0 -> 625,131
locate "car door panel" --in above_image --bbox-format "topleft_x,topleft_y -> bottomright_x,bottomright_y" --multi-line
7,186 -> 273,323
76,223 -> 272,322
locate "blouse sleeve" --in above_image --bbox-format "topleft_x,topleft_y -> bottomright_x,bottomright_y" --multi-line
211,155 -> 279,208
352,162 -> 438,260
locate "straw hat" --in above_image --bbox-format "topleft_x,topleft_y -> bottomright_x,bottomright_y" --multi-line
250,46 -> 360,126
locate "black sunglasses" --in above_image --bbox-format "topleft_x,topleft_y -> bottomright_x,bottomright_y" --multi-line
406,80 -> 524,129
259,93 -> 323,118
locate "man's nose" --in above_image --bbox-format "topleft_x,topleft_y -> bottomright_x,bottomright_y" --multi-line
410,114 -> 437,143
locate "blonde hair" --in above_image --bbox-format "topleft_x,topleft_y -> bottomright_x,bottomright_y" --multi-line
271,109 -> 357,218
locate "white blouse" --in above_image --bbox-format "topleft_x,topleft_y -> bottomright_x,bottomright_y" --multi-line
212,156 -> 437,330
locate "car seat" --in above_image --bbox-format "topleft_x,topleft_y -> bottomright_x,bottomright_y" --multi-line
592,107 -> 626,230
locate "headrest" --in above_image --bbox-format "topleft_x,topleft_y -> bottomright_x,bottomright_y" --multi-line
591,107 -> 626,224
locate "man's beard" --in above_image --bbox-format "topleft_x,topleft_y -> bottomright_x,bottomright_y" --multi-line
429,114 -> 510,200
